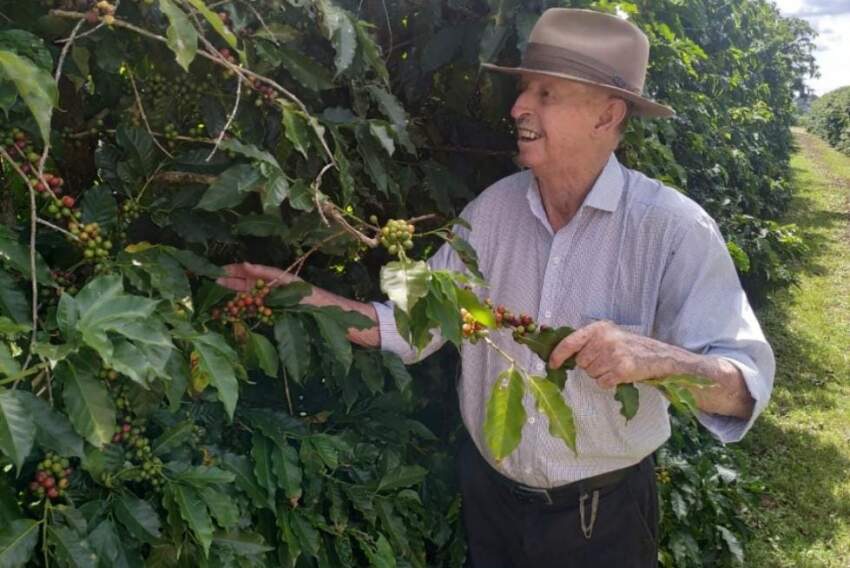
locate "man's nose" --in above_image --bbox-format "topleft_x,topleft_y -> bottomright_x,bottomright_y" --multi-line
510,91 -> 532,121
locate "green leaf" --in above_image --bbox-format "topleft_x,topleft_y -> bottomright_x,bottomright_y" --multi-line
16,391 -> 84,458
287,509 -> 320,558
0,390 -> 34,474
377,465 -> 427,492
310,309 -> 354,377
369,122 -> 395,156
212,531 -> 274,556
59,356 -> 117,447
455,286 -> 495,328
277,45 -> 335,91
235,214 -> 288,237
191,333 -> 239,419
56,293 -> 78,339
614,383 -> 640,421
168,462 -> 235,486
274,313 -> 310,383
0,269 -> 30,325
171,484 -> 214,557
219,139 -> 279,168
380,260 -> 430,315
249,332 -> 278,377
0,226 -> 52,282
251,433 -> 277,507
483,367 -> 526,462
515,325 -> 576,388
185,0 -> 240,55
354,21 -> 389,84
288,179 -> 315,211
448,235 -> 485,281
261,170 -> 290,213
0,344 -> 20,378
421,25 -> 465,72
425,276 -> 462,346
528,376 -> 577,454
88,520 -> 130,568
220,452 -> 267,509
0,30 -> 52,71
197,164 -> 262,211
0,519 -> 39,568
199,488 -> 240,529
0,50 -> 57,143
381,352 -> 412,393
366,86 -> 413,153
48,526 -> 97,568
114,494 -> 161,543
265,282 -> 312,308
152,420 -> 194,456
159,0 -> 198,71
281,106 -> 312,160
271,442 -> 302,504
79,185 -> 118,232
319,0 -> 357,75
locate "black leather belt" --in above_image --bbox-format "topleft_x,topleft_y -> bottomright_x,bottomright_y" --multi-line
483,456 -> 644,506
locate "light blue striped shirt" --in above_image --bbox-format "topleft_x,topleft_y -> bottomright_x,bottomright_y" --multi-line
373,154 -> 774,487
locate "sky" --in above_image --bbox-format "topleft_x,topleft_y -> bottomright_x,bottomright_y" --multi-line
772,0 -> 850,95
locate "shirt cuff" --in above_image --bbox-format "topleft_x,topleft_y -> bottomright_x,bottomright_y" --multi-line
696,355 -> 768,443
371,301 -> 417,363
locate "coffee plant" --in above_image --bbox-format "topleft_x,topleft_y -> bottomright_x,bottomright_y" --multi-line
805,86 -> 850,156
0,0 -> 814,567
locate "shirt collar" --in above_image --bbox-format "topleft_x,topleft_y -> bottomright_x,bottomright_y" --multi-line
525,153 -> 625,230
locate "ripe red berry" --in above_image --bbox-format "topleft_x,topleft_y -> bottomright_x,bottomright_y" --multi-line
47,487 -> 59,499
62,196 -> 75,208
36,471 -> 47,483
43,476 -> 56,489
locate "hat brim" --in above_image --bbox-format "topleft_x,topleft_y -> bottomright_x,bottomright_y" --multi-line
481,63 -> 675,119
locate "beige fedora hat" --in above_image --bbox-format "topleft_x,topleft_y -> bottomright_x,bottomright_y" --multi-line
482,8 -> 674,118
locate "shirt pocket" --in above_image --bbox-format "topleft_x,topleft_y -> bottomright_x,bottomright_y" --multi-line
568,314 -> 646,416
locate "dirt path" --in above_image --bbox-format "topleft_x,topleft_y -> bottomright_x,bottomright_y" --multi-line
740,128 -> 850,567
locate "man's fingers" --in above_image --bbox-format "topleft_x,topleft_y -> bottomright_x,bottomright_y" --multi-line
216,276 -> 251,291
596,371 -> 621,390
549,326 -> 593,368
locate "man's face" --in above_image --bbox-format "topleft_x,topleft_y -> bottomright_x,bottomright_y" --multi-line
510,73 -> 608,171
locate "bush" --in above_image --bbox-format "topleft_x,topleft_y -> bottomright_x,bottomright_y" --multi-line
805,86 -> 850,155
0,0 -> 813,566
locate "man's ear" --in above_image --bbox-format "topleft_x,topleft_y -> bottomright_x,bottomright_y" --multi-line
593,96 -> 628,137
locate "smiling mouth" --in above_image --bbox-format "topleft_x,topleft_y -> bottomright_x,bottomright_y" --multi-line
517,127 -> 543,142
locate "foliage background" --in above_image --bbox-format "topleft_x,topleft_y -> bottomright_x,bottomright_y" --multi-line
805,86 -> 850,157
0,0 -> 815,567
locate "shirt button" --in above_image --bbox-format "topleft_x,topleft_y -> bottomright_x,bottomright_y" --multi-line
553,257 -> 560,265
524,466 -> 532,474
544,311 -> 552,319
528,416 -> 536,425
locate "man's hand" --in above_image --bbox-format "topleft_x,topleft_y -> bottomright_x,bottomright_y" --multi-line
217,262 -> 300,292
548,320 -> 755,419
548,320 -> 674,389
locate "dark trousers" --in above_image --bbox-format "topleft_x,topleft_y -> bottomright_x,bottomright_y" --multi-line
458,439 -> 659,567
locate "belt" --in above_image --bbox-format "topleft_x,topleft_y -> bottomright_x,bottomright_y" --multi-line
482,455 -> 643,506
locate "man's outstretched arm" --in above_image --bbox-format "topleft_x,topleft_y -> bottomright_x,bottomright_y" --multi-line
217,262 -> 381,348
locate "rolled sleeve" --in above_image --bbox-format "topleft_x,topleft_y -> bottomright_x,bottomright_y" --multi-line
655,216 -> 775,443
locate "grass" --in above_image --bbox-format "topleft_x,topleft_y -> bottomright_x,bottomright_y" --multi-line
738,129 -> 850,567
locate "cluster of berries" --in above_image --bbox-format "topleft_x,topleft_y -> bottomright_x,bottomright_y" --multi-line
379,219 -> 415,255
28,453 -> 73,501
86,0 -> 116,24
68,220 -> 111,263
116,200 -> 140,241
461,308 -> 488,343
656,467 -> 671,484
99,366 -> 120,382
110,383 -> 131,413
218,48 -> 239,78
1,129 -> 66,194
247,77 -> 278,107
112,418 -> 164,489
39,270 -> 78,305
212,279 -> 273,325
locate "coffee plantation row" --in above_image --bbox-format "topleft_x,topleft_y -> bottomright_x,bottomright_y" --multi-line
0,0 -> 814,566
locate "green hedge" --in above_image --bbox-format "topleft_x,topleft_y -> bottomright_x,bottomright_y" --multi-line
806,86 -> 850,155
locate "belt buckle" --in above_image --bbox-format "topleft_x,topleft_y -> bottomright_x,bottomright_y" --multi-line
511,484 -> 554,505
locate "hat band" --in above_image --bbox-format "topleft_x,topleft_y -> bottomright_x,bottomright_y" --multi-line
521,42 -> 641,95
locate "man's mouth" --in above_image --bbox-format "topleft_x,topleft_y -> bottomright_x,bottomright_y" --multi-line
517,127 -> 543,142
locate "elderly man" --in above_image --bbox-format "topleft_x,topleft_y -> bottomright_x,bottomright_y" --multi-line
220,8 -> 774,567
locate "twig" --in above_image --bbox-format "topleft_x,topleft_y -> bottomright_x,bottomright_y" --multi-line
483,336 -> 519,368
240,0 -> 279,46
380,0 -> 394,62
153,171 -> 217,184
126,68 -> 174,158
206,74 -> 242,161
37,218 -> 80,241
322,202 -> 379,248
284,230 -> 347,274
282,369 -> 294,415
